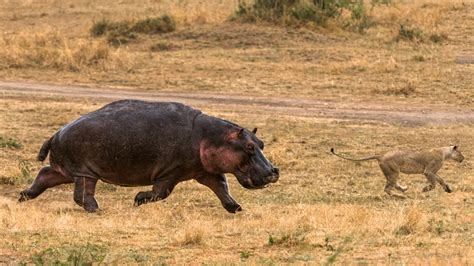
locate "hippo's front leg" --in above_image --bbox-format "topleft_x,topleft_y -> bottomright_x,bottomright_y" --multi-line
134,177 -> 177,207
196,174 -> 242,213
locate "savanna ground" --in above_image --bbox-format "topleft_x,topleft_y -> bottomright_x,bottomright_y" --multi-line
0,0 -> 473,264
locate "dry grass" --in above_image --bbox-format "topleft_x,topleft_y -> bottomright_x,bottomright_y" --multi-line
0,0 -> 472,106
1,94 -> 473,264
0,0 -> 473,264
0,29 -> 136,71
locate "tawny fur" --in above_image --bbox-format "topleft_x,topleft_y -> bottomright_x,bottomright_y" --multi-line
331,146 -> 465,195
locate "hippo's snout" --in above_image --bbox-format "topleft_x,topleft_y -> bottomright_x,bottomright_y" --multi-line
265,167 -> 279,183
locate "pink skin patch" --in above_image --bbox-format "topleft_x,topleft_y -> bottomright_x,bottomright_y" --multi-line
199,140 -> 244,174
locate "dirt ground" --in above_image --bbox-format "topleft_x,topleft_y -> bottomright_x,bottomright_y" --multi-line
0,0 -> 473,264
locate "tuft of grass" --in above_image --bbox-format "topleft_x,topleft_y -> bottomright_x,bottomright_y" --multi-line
395,25 -> 447,44
395,206 -> 423,236
428,218 -> 445,236
181,228 -> 204,246
429,32 -> 448,43
91,16 -> 176,46
150,41 -> 175,52
412,55 -> 426,62
29,243 -> 107,265
268,230 -> 308,247
239,250 -> 254,260
18,159 -> 31,180
373,82 -> 416,97
132,16 -> 176,34
0,135 -> 22,149
324,236 -> 351,265
396,24 -> 424,42
1,159 -> 34,185
0,30 -> 131,71
126,250 -> 150,263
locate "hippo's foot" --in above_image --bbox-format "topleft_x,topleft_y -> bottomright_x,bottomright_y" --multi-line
18,191 -> 30,202
444,184 -> 453,193
224,202 -> 242,213
134,191 -> 159,207
73,196 -> 100,212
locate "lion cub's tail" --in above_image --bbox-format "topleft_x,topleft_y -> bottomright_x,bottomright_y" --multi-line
330,148 -> 380,162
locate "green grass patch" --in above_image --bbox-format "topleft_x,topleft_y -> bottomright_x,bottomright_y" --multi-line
29,243 -> 108,265
0,135 -> 22,149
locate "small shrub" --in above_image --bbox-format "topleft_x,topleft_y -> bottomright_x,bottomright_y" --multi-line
396,24 -> 424,42
344,0 -> 374,33
131,16 -> 176,34
429,33 -> 448,43
90,20 -> 110,36
91,16 -> 176,46
234,0 -> 375,31
291,3 -> 326,25
0,135 -> 22,149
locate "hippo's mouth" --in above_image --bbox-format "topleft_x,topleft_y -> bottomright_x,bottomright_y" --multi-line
244,177 -> 270,190
235,167 -> 276,190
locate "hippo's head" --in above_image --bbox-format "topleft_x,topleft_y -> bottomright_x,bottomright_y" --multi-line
200,127 -> 279,189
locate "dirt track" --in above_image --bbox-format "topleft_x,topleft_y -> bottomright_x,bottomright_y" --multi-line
1,81 -> 473,125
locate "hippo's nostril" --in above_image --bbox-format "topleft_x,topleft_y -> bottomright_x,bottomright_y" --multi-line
272,167 -> 279,176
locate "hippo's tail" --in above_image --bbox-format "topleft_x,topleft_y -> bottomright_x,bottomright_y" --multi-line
37,136 -> 54,162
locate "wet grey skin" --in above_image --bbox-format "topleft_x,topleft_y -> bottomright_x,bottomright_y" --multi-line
19,100 -> 279,213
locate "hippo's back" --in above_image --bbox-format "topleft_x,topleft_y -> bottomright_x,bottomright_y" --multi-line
49,100 -> 202,185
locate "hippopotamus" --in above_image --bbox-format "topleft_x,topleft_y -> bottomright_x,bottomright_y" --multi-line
19,100 -> 279,213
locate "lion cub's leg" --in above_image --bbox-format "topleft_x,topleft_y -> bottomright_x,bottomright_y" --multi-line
395,183 -> 408,192
423,162 -> 452,193
379,163 -> 403,195
424,172 -> 452,193
422,173 -> 436,192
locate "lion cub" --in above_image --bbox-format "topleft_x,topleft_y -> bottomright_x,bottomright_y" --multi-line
331,146 -> 464,195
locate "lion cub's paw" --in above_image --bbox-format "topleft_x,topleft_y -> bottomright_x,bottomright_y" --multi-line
444,185 -> 453,193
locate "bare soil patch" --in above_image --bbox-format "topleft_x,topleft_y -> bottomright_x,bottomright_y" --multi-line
1,81 -> 473,126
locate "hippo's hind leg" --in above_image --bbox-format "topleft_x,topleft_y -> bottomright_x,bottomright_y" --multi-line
73,177 -> 100,212
19,166 -> 73,202
134,177 -> 177,206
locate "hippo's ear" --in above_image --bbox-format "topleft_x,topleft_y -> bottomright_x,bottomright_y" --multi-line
252,128 -> 258,134
238,128 -> 244,138
226,128 -> 244,142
